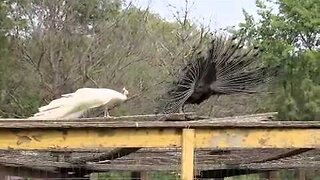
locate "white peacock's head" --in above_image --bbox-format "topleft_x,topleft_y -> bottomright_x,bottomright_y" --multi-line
122,87 -> 129,96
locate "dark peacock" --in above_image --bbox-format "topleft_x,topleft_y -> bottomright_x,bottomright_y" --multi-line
157,34 -> 279,114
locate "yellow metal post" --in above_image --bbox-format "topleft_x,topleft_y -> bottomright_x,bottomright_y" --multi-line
181,128 -> 195,180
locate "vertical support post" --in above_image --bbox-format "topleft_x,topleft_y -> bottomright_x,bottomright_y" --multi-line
131,171 -> 141,180
181,128 -> 195,180
267,171 -> 279,180
140,172 -> 149,180
130,171 -> 148,180
298,169 -> 306,180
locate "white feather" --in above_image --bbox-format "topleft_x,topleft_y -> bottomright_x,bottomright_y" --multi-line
29,87 -> 128,120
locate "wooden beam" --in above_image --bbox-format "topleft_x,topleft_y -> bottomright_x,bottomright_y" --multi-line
68,148 -> 140,164
5,113 -> 317,129
0,112 -> 196,123
0,128 -> 180,150
0,128 -> 319,150
298,169 -> 306,180
84,161 -> 320,171
250,148 -> 313,163
181,129 -> 195,180
195,128 -> 320,148
0,120 -> 319,128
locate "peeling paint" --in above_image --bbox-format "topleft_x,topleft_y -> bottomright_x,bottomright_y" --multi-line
258,138 -> 267,146
98,129 -> 116,137
31,135 -> 41,142
16,136 -> 32,145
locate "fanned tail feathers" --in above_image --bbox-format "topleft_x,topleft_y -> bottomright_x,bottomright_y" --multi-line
157,34 -> 279,114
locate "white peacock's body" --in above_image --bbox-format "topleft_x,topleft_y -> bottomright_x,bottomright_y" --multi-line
29,87 -> 128,119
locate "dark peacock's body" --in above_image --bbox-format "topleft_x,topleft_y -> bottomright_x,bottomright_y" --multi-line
157,34 -> 278,114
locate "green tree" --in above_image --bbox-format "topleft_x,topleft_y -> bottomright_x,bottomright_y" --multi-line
236,0 -> 320,120
0,0 -> 35,117
0,0 -> 208,117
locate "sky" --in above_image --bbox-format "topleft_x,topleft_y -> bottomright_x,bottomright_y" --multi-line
128,0 -> 260,30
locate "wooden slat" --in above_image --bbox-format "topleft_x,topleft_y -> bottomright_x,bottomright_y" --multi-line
250,148 -> 313,163
0,113 -> 319,129
0,149 -> 319,172
0,112 -> 196,122
0,120 -> 318,128
84,161 -> 320,171
68,148 -> 141,164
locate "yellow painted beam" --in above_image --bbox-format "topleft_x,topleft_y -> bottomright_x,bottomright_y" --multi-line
181,129 -> 195,180
0,128 -> 319,150
0,129 -> 181,150
195,128 -> 320,148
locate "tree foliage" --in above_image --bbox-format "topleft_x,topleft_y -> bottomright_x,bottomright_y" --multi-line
237,0 -> 320,120
0,0 -> 209,117
2,0 -> 318,120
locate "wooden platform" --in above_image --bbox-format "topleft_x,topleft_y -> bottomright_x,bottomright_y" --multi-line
0,113 -> 319,179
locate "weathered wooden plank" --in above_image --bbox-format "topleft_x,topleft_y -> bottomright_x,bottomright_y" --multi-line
0,148 -> 319,173
0,120 -> 318,129
3,159 -> 316,173
250,148 -> 313,163
84,161 -> 320,171
0,113 -> 279,129
69,148 -> 141,164
0,121 -> 319,129
0,118 -> 319,129
0,112 -> 196,122
2,112 -> 276,121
